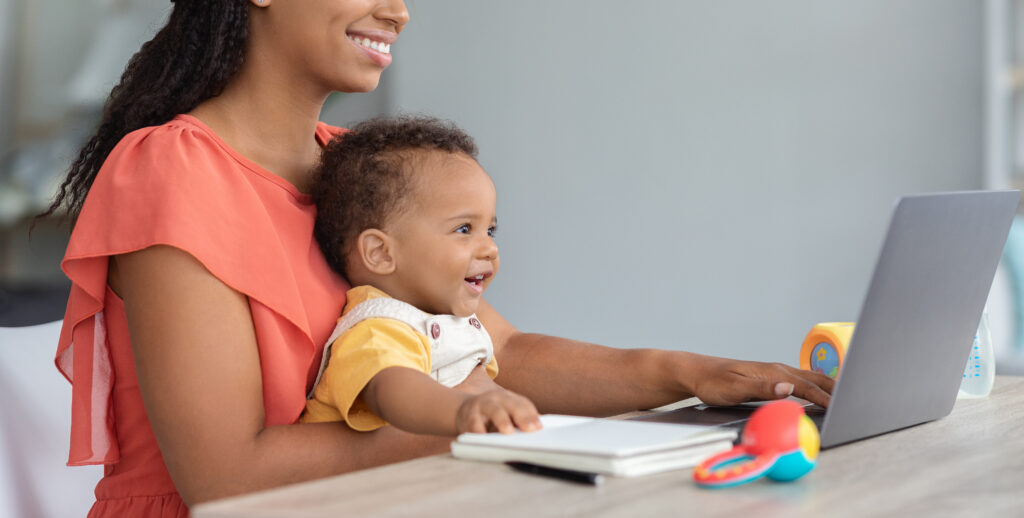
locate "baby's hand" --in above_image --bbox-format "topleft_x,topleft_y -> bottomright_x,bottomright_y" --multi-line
456,389 -> 542,434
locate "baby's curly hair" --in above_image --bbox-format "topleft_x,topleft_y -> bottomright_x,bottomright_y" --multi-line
312,115 -> 479,277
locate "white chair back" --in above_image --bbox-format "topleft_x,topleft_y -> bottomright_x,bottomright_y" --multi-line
0,320 -> 102,517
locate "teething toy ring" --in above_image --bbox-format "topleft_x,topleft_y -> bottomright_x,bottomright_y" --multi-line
693,400 -> 819,488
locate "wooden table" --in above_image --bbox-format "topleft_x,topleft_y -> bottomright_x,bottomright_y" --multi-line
193,376 -> 1024,517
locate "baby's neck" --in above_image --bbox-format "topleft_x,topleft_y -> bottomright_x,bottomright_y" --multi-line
347,274 -> 429,314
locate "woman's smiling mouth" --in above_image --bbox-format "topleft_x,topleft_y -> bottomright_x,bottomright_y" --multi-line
346,31 -> 395,67
348,35 -> 391,54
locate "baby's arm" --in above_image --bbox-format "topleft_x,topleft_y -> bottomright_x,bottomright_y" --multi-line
362,367 -> 541,435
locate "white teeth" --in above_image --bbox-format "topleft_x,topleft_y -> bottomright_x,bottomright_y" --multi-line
350,35 -> 391,55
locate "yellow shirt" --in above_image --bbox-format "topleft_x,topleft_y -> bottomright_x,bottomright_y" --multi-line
300,286 -> 499,430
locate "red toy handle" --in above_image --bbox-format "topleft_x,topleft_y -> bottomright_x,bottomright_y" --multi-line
693,445 -> 776,488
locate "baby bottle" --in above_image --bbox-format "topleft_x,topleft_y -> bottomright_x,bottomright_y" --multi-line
957,307 -> 995,399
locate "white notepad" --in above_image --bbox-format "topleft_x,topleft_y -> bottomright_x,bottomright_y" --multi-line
450,415 -> 737,477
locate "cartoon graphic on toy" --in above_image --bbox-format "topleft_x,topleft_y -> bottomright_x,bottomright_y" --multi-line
800,322 -> 854,379
693,400 -> 819,488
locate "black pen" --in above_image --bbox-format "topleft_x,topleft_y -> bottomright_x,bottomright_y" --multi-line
505,461 -> 604,486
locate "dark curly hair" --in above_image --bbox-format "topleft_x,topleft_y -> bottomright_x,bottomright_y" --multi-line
38,0 -> 249,224
312,115 -> 479,277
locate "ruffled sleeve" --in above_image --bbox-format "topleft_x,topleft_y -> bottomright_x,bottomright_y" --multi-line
56,117 -> 348,465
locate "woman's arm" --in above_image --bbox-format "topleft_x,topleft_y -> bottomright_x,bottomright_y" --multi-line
477,300 -> 834,415
111,245 -> 450,506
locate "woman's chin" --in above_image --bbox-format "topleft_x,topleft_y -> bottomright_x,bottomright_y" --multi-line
334,75 -> 382,94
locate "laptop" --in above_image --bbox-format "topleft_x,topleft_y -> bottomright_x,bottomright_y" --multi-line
636,190 -> 1020,448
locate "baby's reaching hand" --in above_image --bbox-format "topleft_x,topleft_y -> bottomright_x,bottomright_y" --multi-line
456,389 -> 542,434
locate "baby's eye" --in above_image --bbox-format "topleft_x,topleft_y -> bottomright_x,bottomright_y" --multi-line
487,226 -> 497,238
455,224 -> 471,234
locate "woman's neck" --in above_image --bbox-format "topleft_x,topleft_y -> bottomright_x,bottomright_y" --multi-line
189,66 -> 329,194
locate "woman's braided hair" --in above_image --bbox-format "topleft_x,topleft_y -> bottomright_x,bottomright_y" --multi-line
39,0 -> 249,224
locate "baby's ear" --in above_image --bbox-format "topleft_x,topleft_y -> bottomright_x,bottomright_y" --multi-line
355,229 -> 396,275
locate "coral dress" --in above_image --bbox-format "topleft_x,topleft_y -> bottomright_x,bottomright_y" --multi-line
55,115 -> 349,517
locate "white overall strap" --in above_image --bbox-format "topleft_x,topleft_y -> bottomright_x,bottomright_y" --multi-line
307,298 -> 432,399
426,313 -> 494,387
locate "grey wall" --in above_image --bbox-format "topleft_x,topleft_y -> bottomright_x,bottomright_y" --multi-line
0,0 -> 14,151
368,1 -> 983,363
14,0 -> 101,129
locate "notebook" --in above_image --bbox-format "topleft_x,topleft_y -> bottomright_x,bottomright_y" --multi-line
450,414 -> 737,477
635,190 -> 1020,449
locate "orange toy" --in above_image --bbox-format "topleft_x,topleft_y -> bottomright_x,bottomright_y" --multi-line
799,322 -> 855,379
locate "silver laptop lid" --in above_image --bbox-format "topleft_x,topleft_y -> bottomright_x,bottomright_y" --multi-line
820,190 -> 1019,448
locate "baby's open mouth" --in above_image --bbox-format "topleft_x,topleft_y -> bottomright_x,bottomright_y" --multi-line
464,273 -> 491,290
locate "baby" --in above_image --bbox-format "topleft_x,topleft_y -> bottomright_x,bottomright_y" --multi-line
301,115 -> 542,436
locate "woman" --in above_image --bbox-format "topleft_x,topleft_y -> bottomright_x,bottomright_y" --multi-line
45,1 -> 834,516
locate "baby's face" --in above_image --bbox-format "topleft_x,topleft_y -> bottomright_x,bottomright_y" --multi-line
386,152 -> 499,317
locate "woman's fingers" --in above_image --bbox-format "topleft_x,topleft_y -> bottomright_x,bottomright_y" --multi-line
794,367 -> 836,393
775,382 -> 795,398
692,358 -> 835,407
789,377 -> 832,408
782,364 -> 834,407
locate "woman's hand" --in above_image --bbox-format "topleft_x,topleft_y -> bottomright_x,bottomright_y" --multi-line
455,388 -> 542,434
685,355 -> 835,408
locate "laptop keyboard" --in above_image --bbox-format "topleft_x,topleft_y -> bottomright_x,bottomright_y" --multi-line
631,400 -> 826,442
